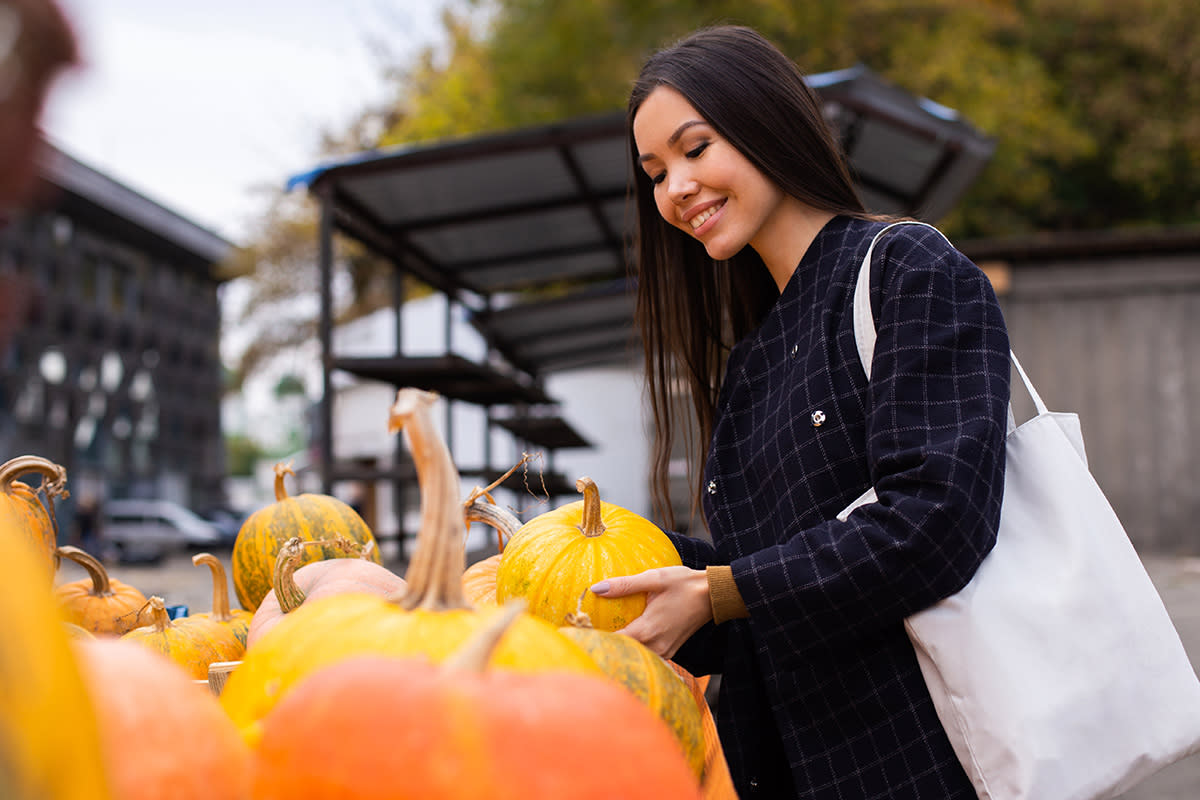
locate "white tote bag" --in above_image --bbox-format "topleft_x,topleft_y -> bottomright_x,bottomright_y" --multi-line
840,222 -> 1200,800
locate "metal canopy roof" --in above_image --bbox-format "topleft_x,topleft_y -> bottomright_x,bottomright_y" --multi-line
294,64 -> 994,380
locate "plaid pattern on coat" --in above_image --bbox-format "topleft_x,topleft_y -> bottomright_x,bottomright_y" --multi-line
669,215 -> 1010,798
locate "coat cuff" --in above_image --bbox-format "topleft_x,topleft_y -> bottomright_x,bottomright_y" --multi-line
706,565 -> 749,624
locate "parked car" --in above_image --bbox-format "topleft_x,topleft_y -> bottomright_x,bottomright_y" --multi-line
100,498 -> 223,563
193,505 -> 249,546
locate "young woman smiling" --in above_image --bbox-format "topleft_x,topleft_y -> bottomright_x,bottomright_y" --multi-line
591,25 -> 1011,798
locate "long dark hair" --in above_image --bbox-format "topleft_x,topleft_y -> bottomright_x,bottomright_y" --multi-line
628,25 -> 869,529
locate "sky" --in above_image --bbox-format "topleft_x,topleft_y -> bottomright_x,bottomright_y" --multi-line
44,0 -> 447,245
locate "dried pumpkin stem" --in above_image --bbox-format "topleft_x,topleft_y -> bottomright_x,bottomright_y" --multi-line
564,588 -> 595,629
464,494 -> 522,553
575,476 -> 607,538
142,596 -> 171,632
57,545 -> 113,597
388,389 -> 469,611
272,462 -> 295,502
271,536 -> 353,614
193,552 -> 235,622
443,600 -> 526,674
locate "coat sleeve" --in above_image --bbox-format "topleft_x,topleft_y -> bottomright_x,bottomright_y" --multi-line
730,228 -> 1010,668
665,530 -> 729,676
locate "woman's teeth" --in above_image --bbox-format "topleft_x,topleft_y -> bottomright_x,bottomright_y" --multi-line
690,204 -> 721,229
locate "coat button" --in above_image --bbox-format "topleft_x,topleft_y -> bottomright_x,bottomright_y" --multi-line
707,479 -> 717,495
790,344 -> 799,359
811,410 -> 826,427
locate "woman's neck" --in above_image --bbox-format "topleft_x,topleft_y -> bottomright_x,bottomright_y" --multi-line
752,199 -> 835,293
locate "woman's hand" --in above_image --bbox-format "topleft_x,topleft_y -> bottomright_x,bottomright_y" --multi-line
590,566 -> 712,659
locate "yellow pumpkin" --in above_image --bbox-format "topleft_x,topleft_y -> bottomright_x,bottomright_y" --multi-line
495,476 -> 682,630
560,603 -> 706,781
230,462 -> 381,611
190,553 -> 252,648
0,455 -> 68,581
120,597 -> 243,679
220,389 -> 602,744
55,546 -> 148,636
0,520 -> 112,799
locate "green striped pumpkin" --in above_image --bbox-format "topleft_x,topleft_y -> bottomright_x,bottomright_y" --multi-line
231,463 -> 381,611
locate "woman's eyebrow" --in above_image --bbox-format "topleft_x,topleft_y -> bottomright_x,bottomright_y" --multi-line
638,119 -> 706,163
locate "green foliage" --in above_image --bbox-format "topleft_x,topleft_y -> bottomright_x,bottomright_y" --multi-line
229,0 -> 1200,389
376,0 -> 1200,237
225,434 -> 265,477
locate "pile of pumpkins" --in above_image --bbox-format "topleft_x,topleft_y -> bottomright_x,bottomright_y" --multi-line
1,388 -> 735,799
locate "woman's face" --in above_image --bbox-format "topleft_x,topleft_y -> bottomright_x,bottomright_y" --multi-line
633,85 -> 787,263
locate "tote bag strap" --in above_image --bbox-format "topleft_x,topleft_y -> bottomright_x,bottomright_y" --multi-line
850,221 -> 1044,435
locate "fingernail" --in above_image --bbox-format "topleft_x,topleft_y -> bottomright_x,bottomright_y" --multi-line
590,581 -> 610,595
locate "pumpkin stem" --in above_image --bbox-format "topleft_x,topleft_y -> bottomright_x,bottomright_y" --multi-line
192,553 -> 235,622
464,493 -> 522,554
270,536 -> 355,613
388,388 -> 469,612
272,462 -> 295,502
564,588 -> 595,629
141,596 -> 172,633
57,545 -> 113,597
575,476 -> 607,538
443,600 -> 526,673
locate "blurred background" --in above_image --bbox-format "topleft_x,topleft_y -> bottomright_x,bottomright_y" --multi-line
3,0 -> 1198,566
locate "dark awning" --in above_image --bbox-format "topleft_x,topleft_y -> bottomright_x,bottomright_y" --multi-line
293,65 -> 993,378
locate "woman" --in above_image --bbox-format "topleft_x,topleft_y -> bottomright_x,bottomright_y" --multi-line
591,26 -> 1010,798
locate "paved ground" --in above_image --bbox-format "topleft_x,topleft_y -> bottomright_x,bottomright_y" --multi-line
61,548 -> 1200,797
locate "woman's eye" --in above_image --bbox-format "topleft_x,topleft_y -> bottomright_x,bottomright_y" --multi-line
686,142 -> 709,159
650,172 -> 666,186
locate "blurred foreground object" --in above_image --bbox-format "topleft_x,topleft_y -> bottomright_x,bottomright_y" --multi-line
0,0 -> 78,210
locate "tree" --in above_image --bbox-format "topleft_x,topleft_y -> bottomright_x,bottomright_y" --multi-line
228,0 -> 1200,388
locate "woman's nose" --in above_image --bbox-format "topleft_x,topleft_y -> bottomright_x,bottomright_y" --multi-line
666,170 -> 698,205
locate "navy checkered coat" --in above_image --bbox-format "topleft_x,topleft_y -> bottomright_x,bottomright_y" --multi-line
668,216 -> 1010,798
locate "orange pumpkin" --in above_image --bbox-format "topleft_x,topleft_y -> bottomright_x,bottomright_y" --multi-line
55,546 -> 148,636
231,462 -> 382,611
460,491 -> 522,606
190,553 -> 252,648
220,389 -> 601,742
0,522 -> 112,799
0,455 -> 68,580
560,601 -> 706,780
496,475 -> 682,630
246,536 -> 407,647
120,596 -> 242,679
74,637 -> 251,800
250,604 -> 702,800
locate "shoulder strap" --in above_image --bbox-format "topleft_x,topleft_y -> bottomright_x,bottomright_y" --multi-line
852,220 -> 943,380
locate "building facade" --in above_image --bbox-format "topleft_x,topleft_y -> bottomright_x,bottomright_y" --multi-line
0,144 -> 233,521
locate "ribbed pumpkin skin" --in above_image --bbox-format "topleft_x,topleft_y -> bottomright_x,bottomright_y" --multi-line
668,662 -> 739,800
461,553 -> 500,606
231,489 -> 381,612
74,638 -> 251,800
560,624 -> 706,780
221,594 -> 602,742
120,599 -> 242,679
250,655 -> 703,800
0,528 -> 112,799
495,484 -> 682,630
55,546 -> 148,636
0,456 -> 68,581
